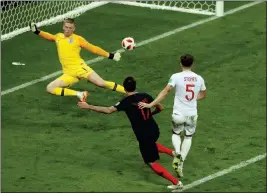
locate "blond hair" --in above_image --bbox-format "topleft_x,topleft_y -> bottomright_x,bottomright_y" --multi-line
63,18 -> 75,24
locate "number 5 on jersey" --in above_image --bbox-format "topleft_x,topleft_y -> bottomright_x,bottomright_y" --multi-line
185,84 -> 195,101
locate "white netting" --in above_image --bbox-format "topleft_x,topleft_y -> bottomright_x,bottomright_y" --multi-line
1,1 -> 108,41
1,1 -> 224,41
113,1 -> 223,16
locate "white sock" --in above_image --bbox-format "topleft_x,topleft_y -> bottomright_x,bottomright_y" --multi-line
172,134 -> 181,155
181,136 -> 192,161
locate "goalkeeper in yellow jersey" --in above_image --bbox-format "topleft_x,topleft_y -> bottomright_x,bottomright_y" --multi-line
29,18 -> 125,102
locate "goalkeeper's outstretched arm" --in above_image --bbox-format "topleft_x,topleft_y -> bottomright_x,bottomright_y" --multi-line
79,36 -> 121,61
29,22 -> 56,41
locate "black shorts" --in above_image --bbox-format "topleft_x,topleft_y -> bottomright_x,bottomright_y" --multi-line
139,141 -> 159,163
138,131 -> 160,164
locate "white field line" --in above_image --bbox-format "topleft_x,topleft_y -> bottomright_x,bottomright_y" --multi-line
1,1 -> 263,96
172,153 -> 266,192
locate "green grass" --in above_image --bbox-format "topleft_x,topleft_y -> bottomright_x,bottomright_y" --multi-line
1,2 -> 266,192
187,159 -> 266,192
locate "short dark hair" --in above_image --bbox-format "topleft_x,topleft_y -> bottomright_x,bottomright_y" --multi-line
63,18 -> 75,24
123,76 -> 136,92
180,54 -> 194,67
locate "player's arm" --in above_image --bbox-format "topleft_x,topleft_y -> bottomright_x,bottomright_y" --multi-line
197,90 -> 207,100
139,85 -> 173,109
79,36 -> 121,61
77,102 -> 117,114
151,103 -> 164,116
197,76 -> 207,101
29,22 -> 56,41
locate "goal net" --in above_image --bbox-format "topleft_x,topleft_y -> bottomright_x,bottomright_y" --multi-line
112,1 -> 224,16
1,1 -> 224,41
1,1 -> 108,41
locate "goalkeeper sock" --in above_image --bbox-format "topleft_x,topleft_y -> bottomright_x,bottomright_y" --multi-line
156,143 -> 173,157
172,134 -> 182,155
105,81 -> 126,94
150,162 -> 179,185
52,88 -> 77,96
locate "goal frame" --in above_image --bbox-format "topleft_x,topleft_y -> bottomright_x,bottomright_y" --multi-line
112,1 -> 224,16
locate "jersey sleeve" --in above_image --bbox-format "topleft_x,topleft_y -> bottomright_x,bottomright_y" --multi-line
168,74 -> 176,87
39,31 -> 56,41
113,100 -> 127,112
78,36 -> 109,58
200,76 -> 206,91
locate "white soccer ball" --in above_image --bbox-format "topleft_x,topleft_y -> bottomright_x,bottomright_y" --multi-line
122,37 -> 136,50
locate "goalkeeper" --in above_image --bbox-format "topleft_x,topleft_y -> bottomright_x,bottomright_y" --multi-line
29,18 -> 125,101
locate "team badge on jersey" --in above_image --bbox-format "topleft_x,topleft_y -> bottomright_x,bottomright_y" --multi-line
69,38 -> 74,44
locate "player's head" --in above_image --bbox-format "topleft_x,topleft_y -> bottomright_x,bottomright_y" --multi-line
63,18 -> 75,37
180,54 -> 194,68
123,76 -> 136,93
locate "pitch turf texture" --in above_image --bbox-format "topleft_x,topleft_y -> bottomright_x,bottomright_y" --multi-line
1,2 -> 266,192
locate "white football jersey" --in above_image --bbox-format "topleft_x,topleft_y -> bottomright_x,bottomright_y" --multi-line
168,71 -> 206,116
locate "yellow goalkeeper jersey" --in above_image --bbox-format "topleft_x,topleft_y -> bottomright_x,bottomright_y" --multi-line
39,31 -> 109,71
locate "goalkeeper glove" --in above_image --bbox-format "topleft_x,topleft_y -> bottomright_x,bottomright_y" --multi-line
108,52 -> 121,61
29,22 -> 40,35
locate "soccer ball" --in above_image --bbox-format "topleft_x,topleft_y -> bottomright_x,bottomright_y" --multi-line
122,37 -> 136,50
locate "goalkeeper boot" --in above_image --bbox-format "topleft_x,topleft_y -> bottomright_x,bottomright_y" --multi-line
167,181 -> 183,190
172,154 -> 184,178
77,91 -> 88,102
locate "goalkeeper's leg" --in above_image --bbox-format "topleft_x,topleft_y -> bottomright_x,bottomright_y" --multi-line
88,71 -> 126,94
46,75 -> 88,101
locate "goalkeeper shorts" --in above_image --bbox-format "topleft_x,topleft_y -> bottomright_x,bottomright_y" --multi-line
58,65 -> 94,86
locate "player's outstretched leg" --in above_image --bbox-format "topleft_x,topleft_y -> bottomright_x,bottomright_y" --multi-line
105,81 -> 126,94
156,143 -> 174,157
46,78 -> 88,102
148,162 -> 183,190
88,71 -> 126,94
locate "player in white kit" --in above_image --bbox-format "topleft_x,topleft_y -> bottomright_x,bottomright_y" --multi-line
138,54 -> 207,178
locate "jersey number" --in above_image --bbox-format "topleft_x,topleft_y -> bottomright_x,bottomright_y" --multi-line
185,84 -> 195,101
140,108 -> 150,120
138,98 -> 151,120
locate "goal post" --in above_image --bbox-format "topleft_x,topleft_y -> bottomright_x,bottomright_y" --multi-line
216,1 -> 224,17
1,1 -> 108,41
112,1 -> 224,16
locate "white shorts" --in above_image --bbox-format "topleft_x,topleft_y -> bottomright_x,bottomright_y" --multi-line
172,112 -> 198,136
